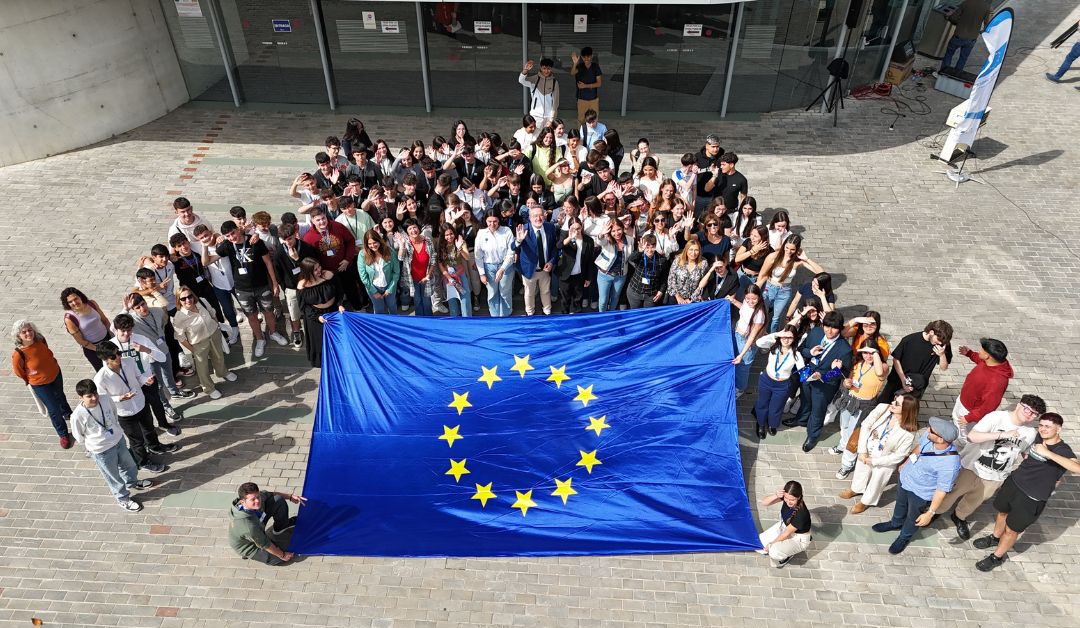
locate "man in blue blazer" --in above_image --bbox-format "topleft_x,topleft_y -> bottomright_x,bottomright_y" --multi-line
512,205 -> 558,315
784,311 -> 853,451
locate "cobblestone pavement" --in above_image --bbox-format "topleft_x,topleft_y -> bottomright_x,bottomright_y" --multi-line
1,2 -> 1079,626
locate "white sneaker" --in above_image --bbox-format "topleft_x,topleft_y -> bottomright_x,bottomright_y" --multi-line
224,372 -> 238,382
269,332 -> 288,346
209,389 -> 222,400
254,339 -> 266,358
827,446 -> 843,456
118,499 -> 143,512
227,327 -> 240,345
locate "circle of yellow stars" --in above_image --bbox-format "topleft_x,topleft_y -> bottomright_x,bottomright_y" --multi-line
436,354 -> 609,516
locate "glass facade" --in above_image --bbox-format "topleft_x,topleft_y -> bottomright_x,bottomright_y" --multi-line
323,0 -> 426,106
160,1 -> 940,115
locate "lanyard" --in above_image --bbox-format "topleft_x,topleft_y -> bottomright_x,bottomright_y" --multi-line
642,254 -> 654,279
89,406 -> 111,432
877,415 -> 895,451
238,244 -> 251,268
116,367 -> 132,392
853,362 -> 872,388
343,214 -> 359,238
183,253 -> 202,275
813,336 -> 836,364
146,310 -> 159,333
773,349 -> 791,375
119,341 -> 145,374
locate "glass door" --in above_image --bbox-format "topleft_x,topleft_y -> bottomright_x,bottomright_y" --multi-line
217,0 -> 328,104
424,2 -> 525,109
528,5 -> 629,120
322,0 -> 425,107
627,4 -> 734,112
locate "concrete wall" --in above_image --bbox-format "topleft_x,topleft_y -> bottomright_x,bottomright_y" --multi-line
0,0 -> 189,166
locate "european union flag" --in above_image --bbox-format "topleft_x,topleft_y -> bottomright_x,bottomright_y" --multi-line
290,300 -> 761,556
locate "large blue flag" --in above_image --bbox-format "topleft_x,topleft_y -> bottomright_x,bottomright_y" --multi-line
290,300 -> 760,556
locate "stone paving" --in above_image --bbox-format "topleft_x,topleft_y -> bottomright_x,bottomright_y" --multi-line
1,1 -> 1079,626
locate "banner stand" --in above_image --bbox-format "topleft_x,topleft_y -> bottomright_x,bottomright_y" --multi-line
936,8 -> 1013,188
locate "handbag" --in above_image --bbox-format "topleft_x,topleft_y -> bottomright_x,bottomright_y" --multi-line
845,425 -> 861,454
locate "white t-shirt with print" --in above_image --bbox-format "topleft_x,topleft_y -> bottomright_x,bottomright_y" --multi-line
960,410 -> 1037,482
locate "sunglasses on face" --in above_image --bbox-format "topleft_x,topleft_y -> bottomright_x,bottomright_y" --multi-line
179,295 -> 196,302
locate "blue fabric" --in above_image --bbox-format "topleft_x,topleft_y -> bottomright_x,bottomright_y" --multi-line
898,433 -> 961,500
291,300 -> 760,557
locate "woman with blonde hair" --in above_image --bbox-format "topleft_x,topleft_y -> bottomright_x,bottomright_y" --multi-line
665,236 -> 709,304
11,320 -> 74,448
839,392 -> 920,514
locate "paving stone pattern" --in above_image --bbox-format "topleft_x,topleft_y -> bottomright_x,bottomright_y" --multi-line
0,2 -> 1078,626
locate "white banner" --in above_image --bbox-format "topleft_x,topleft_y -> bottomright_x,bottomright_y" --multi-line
939,9 -> 1014,163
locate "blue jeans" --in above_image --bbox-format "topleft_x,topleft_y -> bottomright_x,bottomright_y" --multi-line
483,264 -> 514,317
1051,42 -> 1080,79
411,284 -> 433,316
735,268 -> 757,299
370,290 -> 398,314
762,282 -> 792,333
212,286 -> 239,328
886,484 -> 931,543
754,372 -> 790,429
30,373 -> 72,437
734,332 -> 758,392
447,275 -> 472,317
596,271 -> 626,313
941,36 -> 976,72
91,438 -> 140,502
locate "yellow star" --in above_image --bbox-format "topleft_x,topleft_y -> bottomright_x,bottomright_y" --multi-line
574,384 -> 598,407
546,365 -> 571,389
551,478 -> 578,505
478,366 -> 502,389
471,482 -> 496,507
445,459 -> 470,482
510,354 -> 534,378
448,391 -> 472,415
577,450 -> 602,474
512,489 -> 537,516
438,425 -> 463,448
585,416 -> 610,436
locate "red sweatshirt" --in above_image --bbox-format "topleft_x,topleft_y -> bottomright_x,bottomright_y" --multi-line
958,353 -> 1013,423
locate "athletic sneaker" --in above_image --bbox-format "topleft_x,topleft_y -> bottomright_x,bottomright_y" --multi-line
141,463 -> 167,473
209,389 -> 222,400
127,479 -> 154,490
118,499 -> 143,512
170,389 -> 196,400
272,515 -> 298,535
835,466 -> 853,480
224,372 -> 238,382
166,426 -> 181,437
253,339 -> 266,358
227,327 -> 240,345
827,446 -> 843,456
59,435 -> 73,449
165,406 -> 183,422
148,443 -> 180,455
291,331 -> 303,348
269,332 -> 288,346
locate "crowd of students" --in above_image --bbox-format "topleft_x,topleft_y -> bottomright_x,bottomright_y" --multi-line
9,104 -> 1075,572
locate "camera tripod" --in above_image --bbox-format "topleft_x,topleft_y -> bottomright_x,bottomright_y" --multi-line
805,74 -> 846,127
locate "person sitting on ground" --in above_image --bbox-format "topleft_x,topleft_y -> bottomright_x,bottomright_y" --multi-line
228,482 -> 306,565
757,480 -> 812,568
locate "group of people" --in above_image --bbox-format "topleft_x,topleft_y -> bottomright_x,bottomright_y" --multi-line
8,70 -> 1075,570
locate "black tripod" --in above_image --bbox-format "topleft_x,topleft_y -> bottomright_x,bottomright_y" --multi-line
805,58 -> 850,127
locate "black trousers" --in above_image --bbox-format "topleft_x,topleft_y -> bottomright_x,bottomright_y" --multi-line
339,261 -> 369,311
164,310 -> 182,374
559,274 -> 586,313
626,286 -> 661,309
142,383 -> 169,429
117,405 -> 161,467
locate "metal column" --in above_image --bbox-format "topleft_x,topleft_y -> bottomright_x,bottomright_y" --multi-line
720,2 -> 744,118
620,4 -> 634,117
878,0 -> 910,83
416,2 -> 433,112
205,0 -> 241,107
522,3 -> 529,114
310,0 -> 337,110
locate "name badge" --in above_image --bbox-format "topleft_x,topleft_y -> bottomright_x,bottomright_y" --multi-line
327,249 -> 336,257
291,267 -> 301,275
641,277 -> 651,286
195,275 -> 204,283
238,267 -> 249,275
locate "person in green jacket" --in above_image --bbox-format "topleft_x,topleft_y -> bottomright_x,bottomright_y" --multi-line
228,482 -> 306,564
